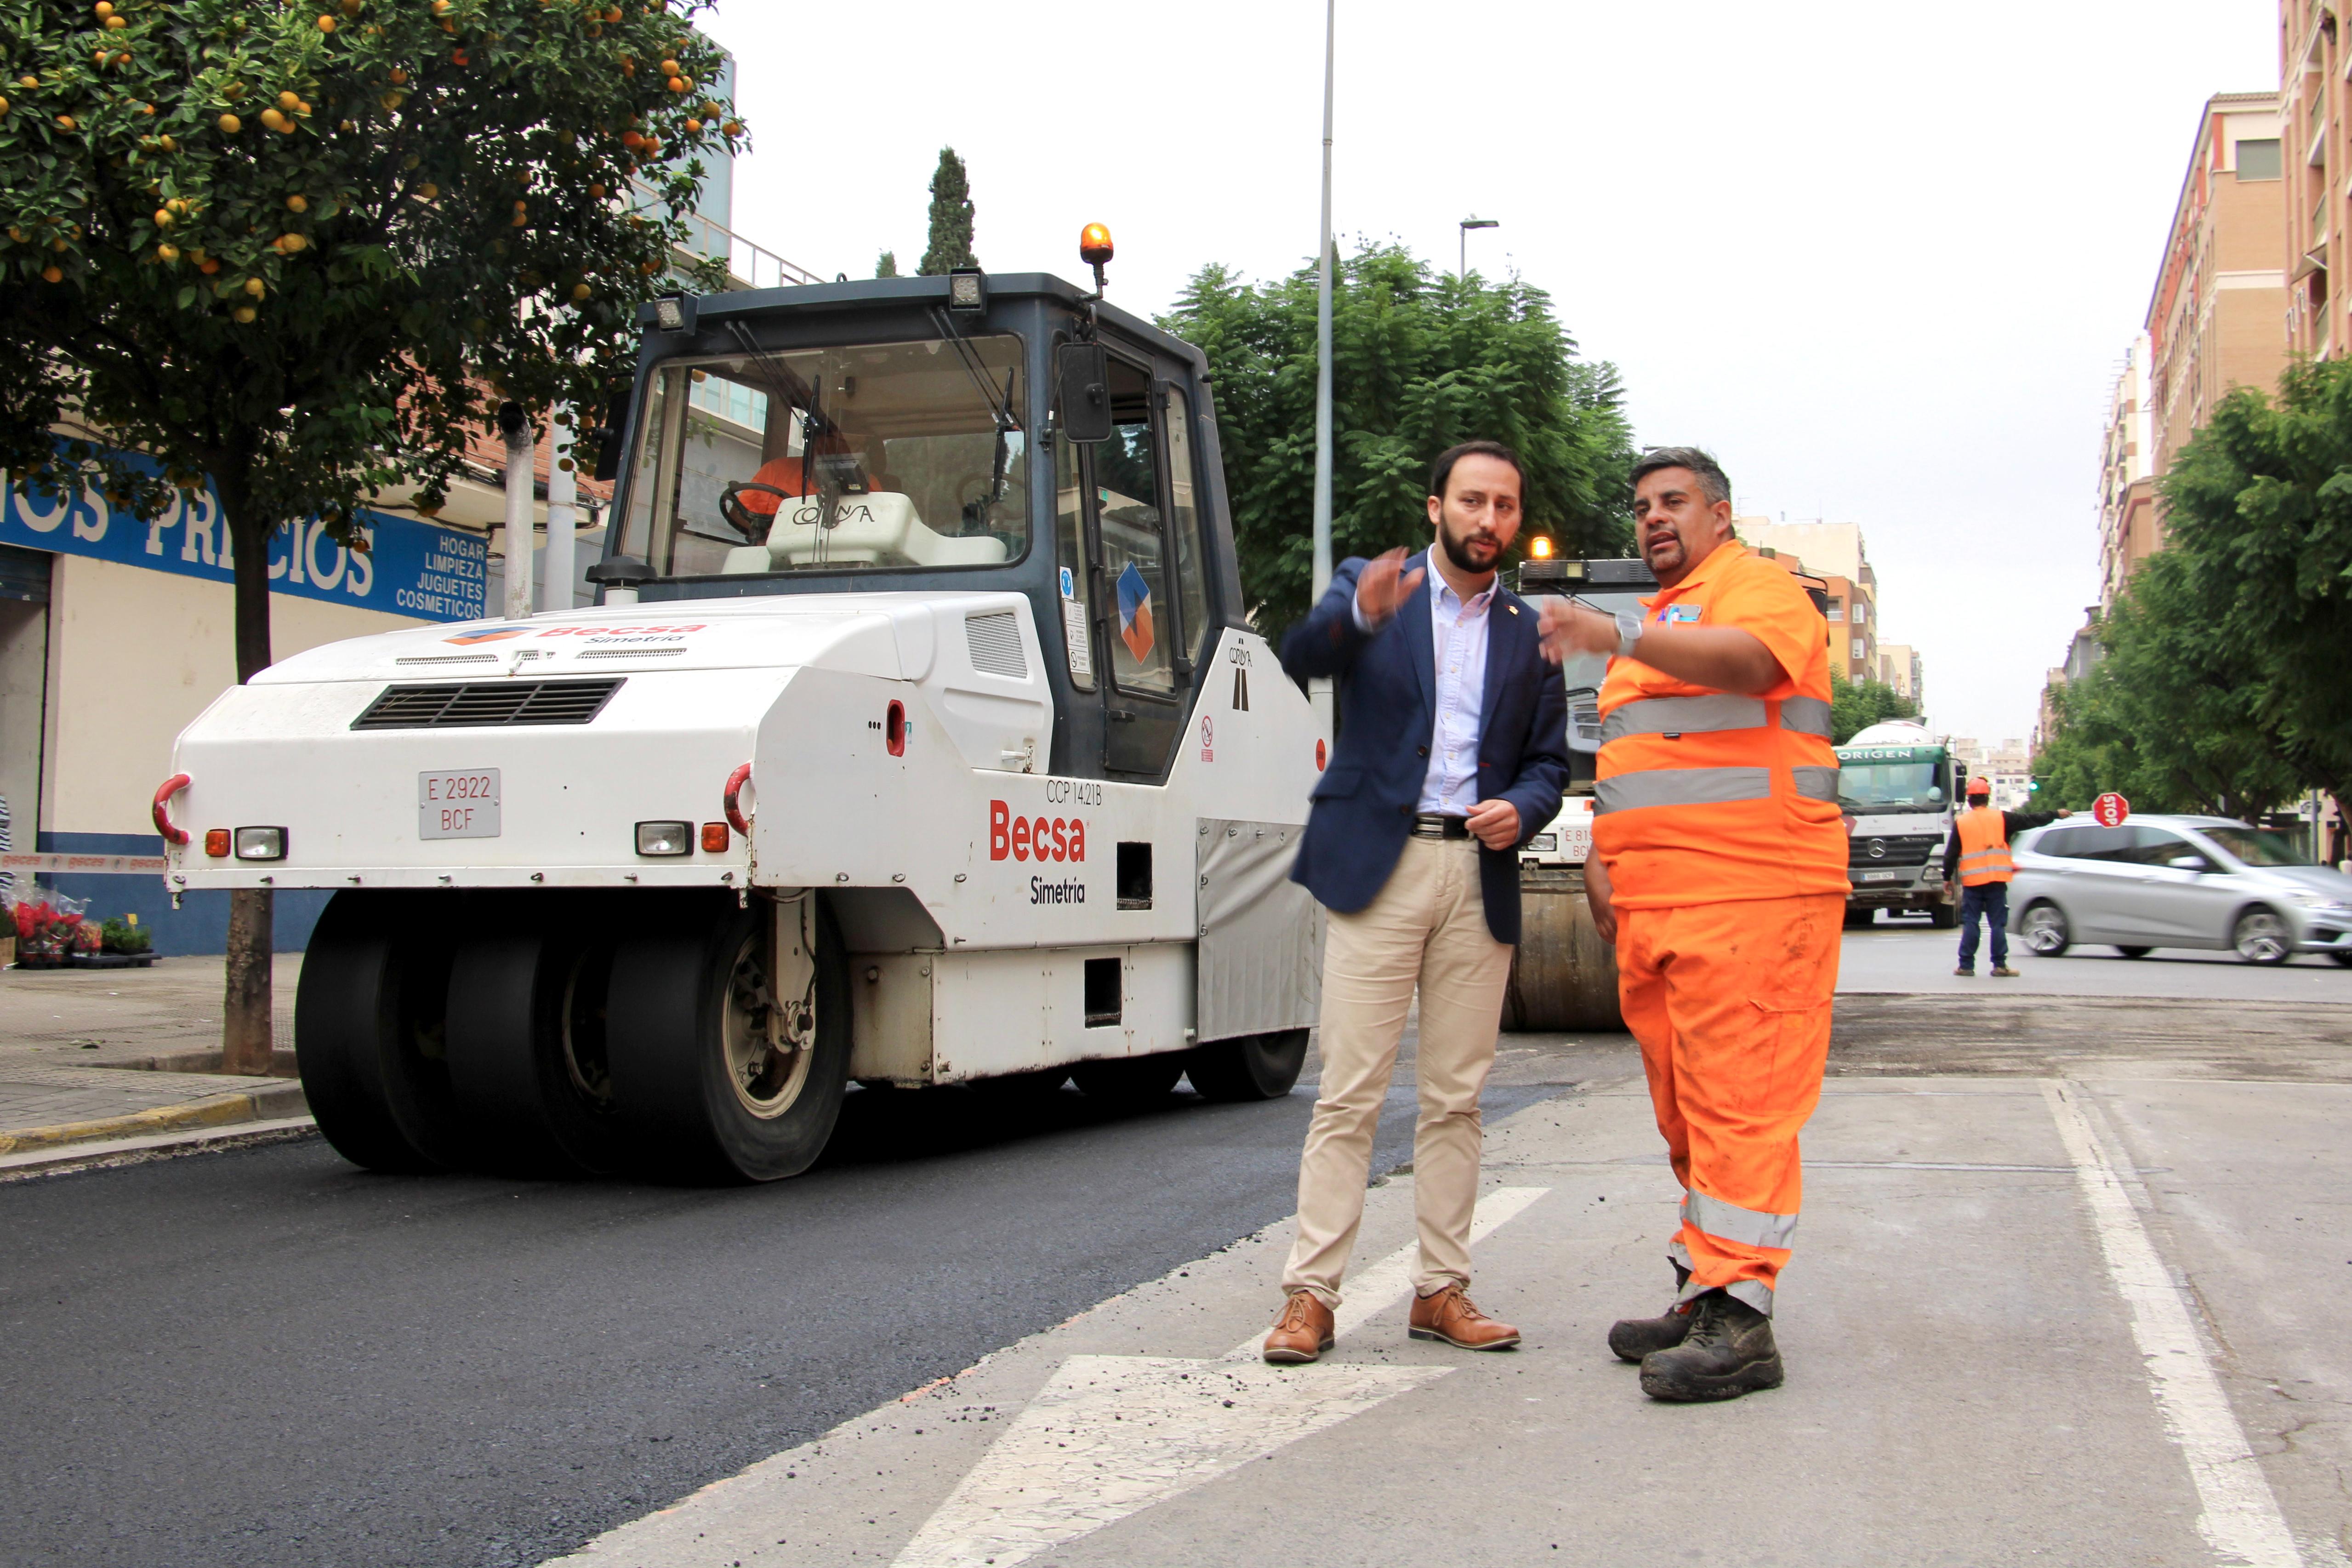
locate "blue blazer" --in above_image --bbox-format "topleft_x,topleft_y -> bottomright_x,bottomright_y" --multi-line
1280,552 -> 1569,945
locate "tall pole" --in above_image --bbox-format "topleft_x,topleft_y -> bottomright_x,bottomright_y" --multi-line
499,402 -> 535,622
1310,0 -> 1337,741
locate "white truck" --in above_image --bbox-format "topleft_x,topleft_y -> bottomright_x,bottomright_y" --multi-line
1837,719 -> 1961,928
154,259 -> 1324,1181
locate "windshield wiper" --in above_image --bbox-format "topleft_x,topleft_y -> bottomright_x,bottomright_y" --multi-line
929,307 -> 1020,434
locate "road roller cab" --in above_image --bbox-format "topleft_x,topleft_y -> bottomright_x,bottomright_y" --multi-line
160,245 -> 1326,1182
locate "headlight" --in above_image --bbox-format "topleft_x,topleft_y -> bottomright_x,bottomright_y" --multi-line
1526,833 -> 1558,852
2290,892 -> 2352,914
233,826 -> 286,861
635,821 -> 693,857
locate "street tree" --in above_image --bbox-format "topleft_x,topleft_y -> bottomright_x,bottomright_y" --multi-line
1162,244 -> 1636,639
1828,671 -> 1919,744
916,145 -> 974,275
874,247 -> 897,278
0,0 -> 739,1072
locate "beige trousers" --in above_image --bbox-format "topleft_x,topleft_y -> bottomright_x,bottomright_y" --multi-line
1282,835 -> 1515,1306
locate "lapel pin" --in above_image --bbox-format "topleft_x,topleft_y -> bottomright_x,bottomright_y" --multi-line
1507,604 -> 1519,615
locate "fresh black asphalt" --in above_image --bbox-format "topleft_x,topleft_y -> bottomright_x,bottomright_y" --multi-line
0,1075 -> 1569,1568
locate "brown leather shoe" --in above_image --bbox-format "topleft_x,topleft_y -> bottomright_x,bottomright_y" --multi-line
1408,1285 -> 1521,1350
1262,1289 -> 1336,1364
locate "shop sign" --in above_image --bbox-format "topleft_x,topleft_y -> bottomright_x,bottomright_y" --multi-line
0,444 -> 485,623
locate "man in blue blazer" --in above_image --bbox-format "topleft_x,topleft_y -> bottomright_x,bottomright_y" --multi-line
1262,439 -> 1569,1364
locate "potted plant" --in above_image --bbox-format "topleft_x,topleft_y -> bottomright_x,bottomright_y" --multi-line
80,915 -> 158,969
11,894 -> 90,969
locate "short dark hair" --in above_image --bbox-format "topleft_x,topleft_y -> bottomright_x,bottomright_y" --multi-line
1429,439 -> 1525,503
1629,445 -> 1731,506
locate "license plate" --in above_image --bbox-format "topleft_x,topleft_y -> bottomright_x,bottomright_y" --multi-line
1859,869 -> 1902,882
419,769 -> 501,839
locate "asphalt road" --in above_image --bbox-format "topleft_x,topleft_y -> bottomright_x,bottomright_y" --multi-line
0,1056 -> 1586,1568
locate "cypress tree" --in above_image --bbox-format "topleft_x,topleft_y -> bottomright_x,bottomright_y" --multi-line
918,148 -> 978,274
876,250 -> 900,278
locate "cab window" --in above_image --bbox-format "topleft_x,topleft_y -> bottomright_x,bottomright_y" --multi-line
1095,358 -> 1174,696
1054,434 -> 1093,690
1163,383 -> 1213,665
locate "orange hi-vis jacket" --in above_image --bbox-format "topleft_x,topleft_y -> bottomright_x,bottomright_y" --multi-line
1592,542 -> 1850,908
1954,804 -> 2016,886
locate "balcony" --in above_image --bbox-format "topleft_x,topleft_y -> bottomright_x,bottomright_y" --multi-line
671,210 -> 823,291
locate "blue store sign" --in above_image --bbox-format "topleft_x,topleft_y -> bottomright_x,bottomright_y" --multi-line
1,445 -> 486,622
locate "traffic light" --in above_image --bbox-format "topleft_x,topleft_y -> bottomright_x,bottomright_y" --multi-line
2029,779 -> 2041,793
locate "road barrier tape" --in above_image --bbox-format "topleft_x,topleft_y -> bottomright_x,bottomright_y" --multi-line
1,852 -> 169,877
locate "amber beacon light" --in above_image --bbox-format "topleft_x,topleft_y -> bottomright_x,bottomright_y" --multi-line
1079,222 -> 1113,294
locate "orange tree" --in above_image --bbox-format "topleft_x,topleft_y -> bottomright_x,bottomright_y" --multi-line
0,0 -> 739,1070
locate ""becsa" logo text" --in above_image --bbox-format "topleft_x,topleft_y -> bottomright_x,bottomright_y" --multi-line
989,800 -> 1087,862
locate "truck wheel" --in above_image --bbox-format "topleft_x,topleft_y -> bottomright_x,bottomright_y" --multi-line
606,893 -> 850,1182
1842,906 -> 1874,930
445,896 -> 624,1178
1071,1052 -> 1187,1109
296,890 -> 466,1174
1928,902 -> 1958,930
1185,1029 -> 1309,1101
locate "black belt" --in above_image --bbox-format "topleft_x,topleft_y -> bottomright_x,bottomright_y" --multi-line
1412,813 -> 1472,840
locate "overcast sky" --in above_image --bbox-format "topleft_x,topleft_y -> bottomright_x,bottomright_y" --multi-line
701,0 -> 2278,744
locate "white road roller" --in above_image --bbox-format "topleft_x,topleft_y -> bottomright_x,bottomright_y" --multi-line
158,256 -> 1323,1181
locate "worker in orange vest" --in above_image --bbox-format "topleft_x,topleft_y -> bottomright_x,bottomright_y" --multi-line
1942,776 -> 2068,976
1538,446 -> 1846,1403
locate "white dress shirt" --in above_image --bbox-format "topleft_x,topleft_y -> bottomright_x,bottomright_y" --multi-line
1352,558 -> 1494,815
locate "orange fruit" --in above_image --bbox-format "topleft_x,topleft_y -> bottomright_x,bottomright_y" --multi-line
571,282 -> 591,299
277,233 -> 308,253
279,90 -> 300,110
233,306 -> 257,323
154,206 -> 173,225
157,243 -> 179,262
56,113 -> 75,130
666,75 -> 685,92
260,108 -> 287,131
41,265 -> 62,282
199,258 -> 220,274
318,15 -> 336,30
587,181 -> 605,198
390,67 -> 408,84
379,91 -> 403,111
218,112 -> 241,132
95,0 -> 115,14
287,194 -> 308,212
243,276 -> 265,296
659,58 -> 678,74
417,181 -> 438,199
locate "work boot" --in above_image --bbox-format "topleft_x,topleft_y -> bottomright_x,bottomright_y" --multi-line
1262,1289 -> 1335,1365
1989,964 -> 2018,977
1608,1297 -> 1696,1363
1408,1285 -> 1521,1350
1953,965 -> 1975,976
1639,1290 -> 1783,1402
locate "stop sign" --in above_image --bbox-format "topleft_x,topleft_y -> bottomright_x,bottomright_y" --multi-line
2092,792 -> 2130,828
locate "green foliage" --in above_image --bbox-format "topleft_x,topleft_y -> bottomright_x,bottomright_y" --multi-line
99,914 -> 151,954
2036,356 -> 2352,820
917,146 -> 973,275
1828,671 -> 1919,744
874,248 -> 897,278
0,0 -> 740,673
1160,244 -> 1637,639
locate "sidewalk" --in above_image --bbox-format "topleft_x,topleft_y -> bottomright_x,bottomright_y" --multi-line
548,1069 -> 2351,1568
0,956 -> 308,1166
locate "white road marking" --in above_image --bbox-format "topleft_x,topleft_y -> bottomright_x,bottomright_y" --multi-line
2042,1080 -> 2304,1568
899,1186 -> 1552,1568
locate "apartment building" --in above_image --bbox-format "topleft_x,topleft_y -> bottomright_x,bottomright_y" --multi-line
1736,519 -> 1879,682
2286,6 -> 2352,356
2098,336 -> 2158,611
1876,643 -> 1922,707
2151,94 -> 2285,472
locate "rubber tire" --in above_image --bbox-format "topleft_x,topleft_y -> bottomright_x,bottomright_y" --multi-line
2330,950 -> 2352,968
1842,906 -> 1874,930
605,892 -> 852,1183
1185,1028 -> 1309,1101
1928,902 -> 1958,930
295,889 -> 467,1174
2232,907 -> 2293,966
2019,901 -> 2071,958
1071,1052 -> 1187,1108
2115,946 -> 2152,959
445,893 -> 625,1178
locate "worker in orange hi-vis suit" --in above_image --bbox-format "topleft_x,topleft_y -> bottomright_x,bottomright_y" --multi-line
1537,445 -> 1848,1403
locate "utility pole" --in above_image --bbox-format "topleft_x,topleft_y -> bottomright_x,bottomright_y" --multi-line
499,401 -> 536,622
1310,0 -> 1337,739
543,405 -> 576,615
1459,215 -> 1498,279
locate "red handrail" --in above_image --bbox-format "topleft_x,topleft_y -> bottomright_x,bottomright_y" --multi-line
152,774 -> 192,846
723,762 -> 754,836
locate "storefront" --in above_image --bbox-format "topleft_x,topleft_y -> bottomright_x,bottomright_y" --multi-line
0,453 -> 490,954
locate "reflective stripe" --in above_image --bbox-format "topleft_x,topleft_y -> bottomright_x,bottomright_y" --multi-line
1594,767 -> 1772,814
1780,695 -> 1833,737
1672,1272 -> 1778,1316
1600,694 -> 1767,746
1684,1191 -> 1799,1250
1791,765 -> 1839,802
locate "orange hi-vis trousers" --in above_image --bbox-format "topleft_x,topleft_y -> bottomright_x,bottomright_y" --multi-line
1615,891 -> 1844,1316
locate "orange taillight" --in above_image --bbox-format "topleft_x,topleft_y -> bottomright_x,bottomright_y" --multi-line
204,828 -> 231,858
701,821 -> 729,853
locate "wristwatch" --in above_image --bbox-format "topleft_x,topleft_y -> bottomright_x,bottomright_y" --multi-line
1613,608 -> 1645,658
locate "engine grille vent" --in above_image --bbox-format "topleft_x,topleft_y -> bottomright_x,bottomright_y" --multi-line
352,678 -> 624,730
1847,832 -> 1944,869
965,611 -> 1028,679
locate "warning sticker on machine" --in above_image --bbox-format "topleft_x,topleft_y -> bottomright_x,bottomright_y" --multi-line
1062,598 -> 1092,679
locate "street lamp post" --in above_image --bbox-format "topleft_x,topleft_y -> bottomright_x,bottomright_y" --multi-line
1310,0 -> 1337,740
1459,216 -> 1498,279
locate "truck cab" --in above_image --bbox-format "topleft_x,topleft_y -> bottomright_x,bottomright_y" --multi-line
1836,720 -> 1959,928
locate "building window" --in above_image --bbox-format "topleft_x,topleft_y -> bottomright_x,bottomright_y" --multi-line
1851,637 -> 1867,661
2238,139 -> 2282,180
1826,600 -> 1844,621
1852,601 -> 1868,624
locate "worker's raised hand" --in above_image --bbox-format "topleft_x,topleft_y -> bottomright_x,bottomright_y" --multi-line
1536,599 -> 1620,664
1352,547 -> 1424,627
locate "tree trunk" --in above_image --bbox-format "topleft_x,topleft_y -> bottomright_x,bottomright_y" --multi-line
216,473 -> 278,1077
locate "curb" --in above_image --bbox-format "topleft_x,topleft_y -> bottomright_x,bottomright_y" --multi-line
0,1082 -> 308,1157
0,1115 -> 318,1177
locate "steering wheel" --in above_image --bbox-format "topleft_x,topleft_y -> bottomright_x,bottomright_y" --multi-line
719,481 -> 805,543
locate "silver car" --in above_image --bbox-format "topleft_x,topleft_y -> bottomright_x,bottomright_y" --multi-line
2007,815 -> 2352,966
